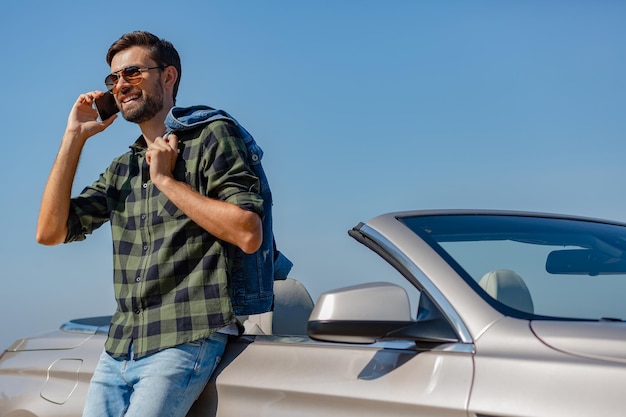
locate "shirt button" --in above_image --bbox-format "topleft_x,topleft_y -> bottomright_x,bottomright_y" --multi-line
135,276 -> 141,282
141,214 -> 146,220
143,245 -> 148,251
134,309 -> 141,314
251,154 -> 259,162
142,183 -> 148,189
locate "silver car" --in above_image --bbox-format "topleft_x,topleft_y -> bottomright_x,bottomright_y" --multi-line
2,210 -> 626,416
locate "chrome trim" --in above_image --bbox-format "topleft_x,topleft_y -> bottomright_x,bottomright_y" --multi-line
251,336 -> 475,354
358,340 -> 475,353
358,224 -> 474,344
433,342 -> 475,354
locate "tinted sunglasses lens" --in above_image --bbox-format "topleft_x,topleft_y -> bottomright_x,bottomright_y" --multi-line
104,67 -> 143,90
104,74 -> 117,90
121,67 -> 142,83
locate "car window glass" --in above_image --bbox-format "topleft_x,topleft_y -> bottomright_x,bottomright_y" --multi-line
404,214 -> 626,321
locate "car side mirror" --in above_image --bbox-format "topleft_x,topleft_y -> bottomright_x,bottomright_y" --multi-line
307,282 -> 458,344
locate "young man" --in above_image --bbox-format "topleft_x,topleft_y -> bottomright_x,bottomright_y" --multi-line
37,31 -> 266,416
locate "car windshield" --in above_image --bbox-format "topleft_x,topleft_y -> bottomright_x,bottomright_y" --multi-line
401,214 -> 626,321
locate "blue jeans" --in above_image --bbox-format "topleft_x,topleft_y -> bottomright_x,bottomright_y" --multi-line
82,332 -> 227,417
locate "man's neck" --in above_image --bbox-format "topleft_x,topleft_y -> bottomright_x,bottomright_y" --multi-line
139,108 -> 171,144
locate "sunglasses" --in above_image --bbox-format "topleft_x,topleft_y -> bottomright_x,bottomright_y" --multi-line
104,65 -> 166,91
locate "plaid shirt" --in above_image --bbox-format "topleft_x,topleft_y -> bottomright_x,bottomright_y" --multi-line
66,120 -> 263,359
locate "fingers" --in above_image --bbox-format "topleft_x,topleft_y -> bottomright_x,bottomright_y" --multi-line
66,90 -> 117,139
165,134 -> 179,154
76,90 -> 107,106
151,134 -> 179,152
73,90 -> 110,123
146,134 -> 179,166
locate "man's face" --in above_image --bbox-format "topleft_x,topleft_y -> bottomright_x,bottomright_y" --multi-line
109,46 -> 165,124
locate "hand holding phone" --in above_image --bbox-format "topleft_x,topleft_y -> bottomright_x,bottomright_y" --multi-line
94,92 -> 119,121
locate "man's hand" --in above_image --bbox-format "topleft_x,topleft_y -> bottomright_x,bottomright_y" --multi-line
146,133 -> 179,185
66,91 -> 117,142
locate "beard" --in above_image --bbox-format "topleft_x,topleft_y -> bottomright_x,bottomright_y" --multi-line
119,83 -> 164,124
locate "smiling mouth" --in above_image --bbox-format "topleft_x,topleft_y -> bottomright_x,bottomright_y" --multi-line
118,89 -> 142,105
121,94 -> 140,104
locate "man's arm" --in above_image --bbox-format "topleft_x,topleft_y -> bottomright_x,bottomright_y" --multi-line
146,134 -> 263,254
36,92 -> 116,245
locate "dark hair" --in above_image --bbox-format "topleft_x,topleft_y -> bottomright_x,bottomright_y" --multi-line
106,31 -> 181,102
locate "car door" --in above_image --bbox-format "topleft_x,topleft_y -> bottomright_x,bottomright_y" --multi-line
206,336 -> 473,417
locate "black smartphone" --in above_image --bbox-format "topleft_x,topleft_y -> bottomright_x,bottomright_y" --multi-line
95,92 -> 119,121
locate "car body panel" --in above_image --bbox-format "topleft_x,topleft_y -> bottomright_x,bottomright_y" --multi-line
192,337 -> 473,417
470,317 -> 626,417
531,320 -> 626,364
0,332 -> 103,416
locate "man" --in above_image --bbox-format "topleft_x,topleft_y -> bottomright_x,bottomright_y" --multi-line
36,31 -> 266,416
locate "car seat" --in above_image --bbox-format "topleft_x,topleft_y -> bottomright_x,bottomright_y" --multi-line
240,278 -> 315,335
478,269 -> 534,314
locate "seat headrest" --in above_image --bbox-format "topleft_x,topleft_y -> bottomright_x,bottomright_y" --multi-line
273,278 -> 315,335
479,269 -> 534,314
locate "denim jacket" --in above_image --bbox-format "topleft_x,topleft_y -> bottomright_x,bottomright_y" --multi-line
165,105 -> 292,315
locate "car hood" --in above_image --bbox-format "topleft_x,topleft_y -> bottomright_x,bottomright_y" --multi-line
8,330 -> 95,352
531,321 -> 626,364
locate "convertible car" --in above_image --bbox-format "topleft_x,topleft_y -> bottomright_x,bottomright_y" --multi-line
2,210 -> 626,416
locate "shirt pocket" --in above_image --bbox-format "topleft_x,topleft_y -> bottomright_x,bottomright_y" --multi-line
155,169 -> 192,220
156,193 -> 186,219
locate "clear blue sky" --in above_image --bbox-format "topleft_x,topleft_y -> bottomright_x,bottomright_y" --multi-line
1,1 -> 625,350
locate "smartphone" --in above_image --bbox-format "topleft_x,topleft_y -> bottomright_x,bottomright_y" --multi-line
95,92 -> 119,121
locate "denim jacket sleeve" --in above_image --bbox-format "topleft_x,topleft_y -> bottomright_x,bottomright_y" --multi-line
229,137 -> 293,315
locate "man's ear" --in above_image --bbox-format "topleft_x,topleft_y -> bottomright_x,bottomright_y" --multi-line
163,65 -> 178,90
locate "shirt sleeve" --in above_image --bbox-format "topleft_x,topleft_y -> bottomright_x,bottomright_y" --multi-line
202,120 -> 264,218
65,171 -> 112,243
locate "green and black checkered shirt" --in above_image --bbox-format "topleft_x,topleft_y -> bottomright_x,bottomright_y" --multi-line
65,120 -> 263,359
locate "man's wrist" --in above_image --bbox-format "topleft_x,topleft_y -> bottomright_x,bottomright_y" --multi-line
151,173 -> 178,191
62,129 -> 89,147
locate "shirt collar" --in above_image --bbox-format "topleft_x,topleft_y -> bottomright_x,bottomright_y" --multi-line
129,135 -> 148,153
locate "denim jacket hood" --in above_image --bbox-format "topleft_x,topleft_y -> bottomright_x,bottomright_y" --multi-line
165,105 -> 292,315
